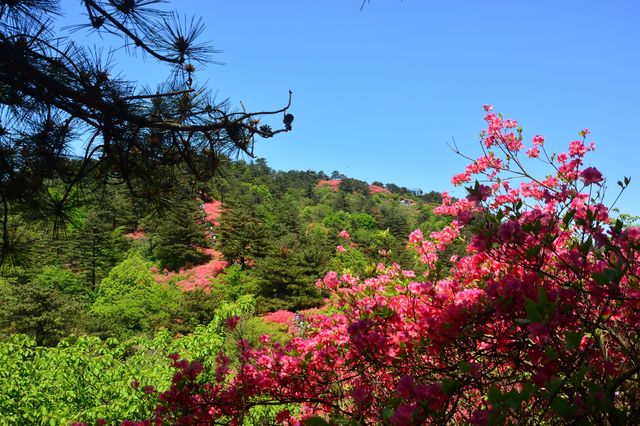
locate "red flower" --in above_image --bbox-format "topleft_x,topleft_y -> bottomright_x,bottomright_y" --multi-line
580,166 -> 603,185
225,315 -> 240,331
275,409 -> 291,422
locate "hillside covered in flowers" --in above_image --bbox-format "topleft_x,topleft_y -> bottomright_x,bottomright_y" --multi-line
0,153 -> 448,423
3,108 -> 640,424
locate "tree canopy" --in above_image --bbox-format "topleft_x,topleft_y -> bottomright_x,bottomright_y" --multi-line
0,0 -> 293,261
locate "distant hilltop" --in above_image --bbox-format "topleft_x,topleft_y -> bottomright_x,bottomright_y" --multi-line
316,178 -> 440,203
317,179 -> 390,194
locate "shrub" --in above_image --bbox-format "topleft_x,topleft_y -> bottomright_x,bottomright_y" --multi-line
91,254 -> 179,338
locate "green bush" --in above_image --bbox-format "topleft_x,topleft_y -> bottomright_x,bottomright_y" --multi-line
91,254 -> 180,338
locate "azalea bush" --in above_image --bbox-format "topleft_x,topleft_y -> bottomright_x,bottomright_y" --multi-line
138,107 -> 639,425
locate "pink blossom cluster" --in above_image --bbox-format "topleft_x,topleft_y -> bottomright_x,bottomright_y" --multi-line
262,310 -> 295,330
202,200 -> 223,226
154,258 -> 227,291
317,179 -> 341,192
124,230 -> 146,240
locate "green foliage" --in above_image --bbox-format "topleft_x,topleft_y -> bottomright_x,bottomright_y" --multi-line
142,190 -> 210,272
168,289 -> 224,335
91,254 -> 180,338
240,316 -> 291,348
211,158 -> 445,313
0,154 -> 450,422
0,294 -> 268,424
217,195 -> 270,268
212,264 -> 259,302
0,214 -> 40,268
254,242 -> 324,312
0,322 -> 229,425
339,177 -> 370,195
329,246 -> 370,277
272,193 -> 303,236
35,266 -> 85,297
416,205 -> 450,236
380,204 -> 411,239
351,212 -> 377,230
0,268 -> 86,346
323,211 -> 351,231
68,210 -> 131,289
214,294 -> 257,326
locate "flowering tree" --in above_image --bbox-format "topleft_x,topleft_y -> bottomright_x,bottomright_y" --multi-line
138,107 -> 639,425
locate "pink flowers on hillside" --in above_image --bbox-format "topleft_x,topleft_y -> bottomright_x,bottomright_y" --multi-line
262,310 -> 295,332
155,259 -> 227,291
317,179 -> 341,192
124,230 -> 145,240
136,107 -> 640,425
202,200 -> 223,226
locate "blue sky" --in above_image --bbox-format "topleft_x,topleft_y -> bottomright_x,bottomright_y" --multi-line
59,1 -> 640,214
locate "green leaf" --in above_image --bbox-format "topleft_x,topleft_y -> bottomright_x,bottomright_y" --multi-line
305,417 -> 330,426
550,397 -> 573,417
578,237 -> 593,255
592,267 -> 623,286
563,209 -> 576,226
526,244 -> 541,259
383,406 -> 395,420
565,331 -> 583,350
524,298 -> 542,323
614,219 -> 624,233
504,391 -> 521,410
544,344 -> 558,360
442,379 -> 459,395
487,386 -> 503,405
591,271 -> 609,285
537,286 -> 548,305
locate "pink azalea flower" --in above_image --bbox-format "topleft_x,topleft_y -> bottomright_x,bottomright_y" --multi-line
579,167 -> 603,185
556,152 -> 569,163
351,387 -> 369,403
323,271 -> 340,289
408,229 -> 423,243
225,315 -> 240,331
526,146 -> 540,158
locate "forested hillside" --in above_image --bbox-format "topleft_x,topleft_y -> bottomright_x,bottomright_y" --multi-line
3,0 -> 639,424
0,156 -> 445,344
0,156 -> 448,424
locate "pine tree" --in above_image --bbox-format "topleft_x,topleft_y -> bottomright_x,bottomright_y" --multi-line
217,206 -> 269,269
0,1 -> 293,262
150,198 -> 209,272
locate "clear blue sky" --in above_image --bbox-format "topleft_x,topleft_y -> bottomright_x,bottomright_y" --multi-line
58,1 -> 640,214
